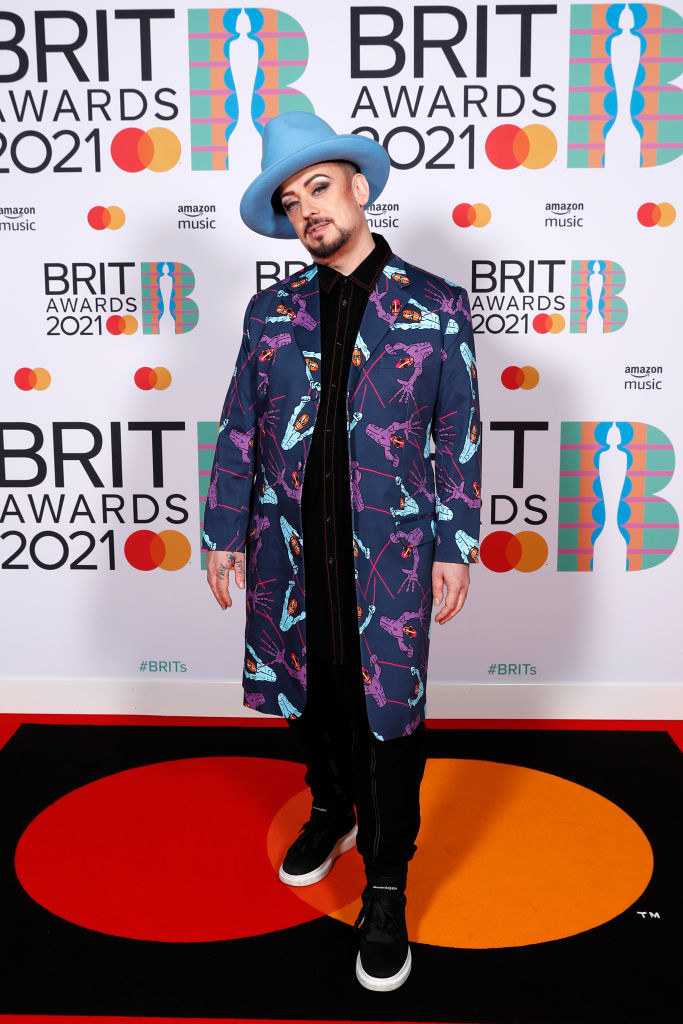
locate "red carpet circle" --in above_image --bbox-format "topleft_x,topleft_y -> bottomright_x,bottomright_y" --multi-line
14,756 -> 324,942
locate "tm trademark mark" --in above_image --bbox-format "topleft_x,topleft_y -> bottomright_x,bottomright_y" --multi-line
636,911 -> 661,919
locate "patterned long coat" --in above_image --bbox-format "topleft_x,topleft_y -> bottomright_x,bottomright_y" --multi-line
202,252 -> 482,740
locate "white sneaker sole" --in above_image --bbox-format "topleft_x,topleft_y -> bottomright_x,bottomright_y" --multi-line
278,824 -> 358,887
355,945 -> 412,992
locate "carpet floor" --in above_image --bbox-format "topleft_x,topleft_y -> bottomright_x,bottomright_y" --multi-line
1,714 -> 681,1023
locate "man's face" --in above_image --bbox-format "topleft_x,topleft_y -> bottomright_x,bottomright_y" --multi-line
277,161 -> 368,259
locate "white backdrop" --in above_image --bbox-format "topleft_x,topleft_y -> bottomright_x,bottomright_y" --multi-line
1,0 -> 681,718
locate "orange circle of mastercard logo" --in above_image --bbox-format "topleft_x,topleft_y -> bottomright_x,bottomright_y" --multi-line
486,123 -> 557,170
637,201 -> 675,227
480,530 -> 548,572
87,205 -> 125,230
501,365 -> 539,390
124,530 -> 190,571
451,203 -> 491,228
111,127 -> 181,173
134,366 -> 172,391
267,760 -> 653,949
15,367 -> 51,391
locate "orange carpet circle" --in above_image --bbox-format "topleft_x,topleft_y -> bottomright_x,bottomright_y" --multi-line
267,758 -> 654,948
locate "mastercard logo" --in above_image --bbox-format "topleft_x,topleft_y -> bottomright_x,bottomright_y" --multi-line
107,315 -> 138,336
15,367 -> 51,391
480,531 -> 548,573
124,530 -> 191,571
111,127 -> 181,173
532,313 -> 565,334
485,123 -> 557,170
501,365 -> 539,390
637,202 -> 676,227
452,203 -> 491,228
135,366 -> 172,391
87,206 -> 125,230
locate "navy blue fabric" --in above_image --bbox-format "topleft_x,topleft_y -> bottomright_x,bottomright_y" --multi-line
203,251 -> 482,740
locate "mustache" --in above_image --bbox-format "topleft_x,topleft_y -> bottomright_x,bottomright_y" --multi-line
306,218 -> 332,235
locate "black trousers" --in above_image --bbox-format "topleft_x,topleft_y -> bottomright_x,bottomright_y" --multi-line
287,650 -> 427,878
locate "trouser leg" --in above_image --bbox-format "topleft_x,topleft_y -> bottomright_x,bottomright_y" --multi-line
351,715 -> 427,877
286,651 -> 355,815
287,647 -> 427,876
337,653 -> 428,877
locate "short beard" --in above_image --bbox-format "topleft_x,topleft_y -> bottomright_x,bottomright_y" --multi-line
303,221 -> 354,259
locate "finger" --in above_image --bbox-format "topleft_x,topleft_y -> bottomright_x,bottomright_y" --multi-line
233,552 -> 246,590
434,583 -> 468,624
212,554 -> 234,609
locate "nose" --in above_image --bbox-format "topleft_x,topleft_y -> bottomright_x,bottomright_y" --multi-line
300,192 -> 319,221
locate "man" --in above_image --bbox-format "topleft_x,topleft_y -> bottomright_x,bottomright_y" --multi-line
204,112 -> 481,991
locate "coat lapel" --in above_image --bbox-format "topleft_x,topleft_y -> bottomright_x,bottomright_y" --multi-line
347,253 -> 413,398
274,264 -> 321,366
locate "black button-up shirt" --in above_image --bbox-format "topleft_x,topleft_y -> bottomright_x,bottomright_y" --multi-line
301,231 -> 392,665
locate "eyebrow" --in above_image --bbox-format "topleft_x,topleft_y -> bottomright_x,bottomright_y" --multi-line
280,173 -> 331,201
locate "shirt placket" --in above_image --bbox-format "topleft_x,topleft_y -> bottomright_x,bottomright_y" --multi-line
323,277 -> 352,663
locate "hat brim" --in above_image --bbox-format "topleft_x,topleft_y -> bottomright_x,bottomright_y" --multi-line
239,133 -> 391,239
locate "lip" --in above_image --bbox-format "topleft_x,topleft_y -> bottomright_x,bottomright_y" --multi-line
308,221 -> 329,236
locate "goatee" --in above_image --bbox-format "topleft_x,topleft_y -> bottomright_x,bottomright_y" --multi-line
304,222 -> 353,258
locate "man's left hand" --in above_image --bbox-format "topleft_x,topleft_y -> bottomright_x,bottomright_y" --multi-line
432,561 -> 470,625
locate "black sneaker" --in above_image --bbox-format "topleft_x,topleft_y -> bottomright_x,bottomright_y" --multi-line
278,807 -> 357,887
354,880 -> 411,992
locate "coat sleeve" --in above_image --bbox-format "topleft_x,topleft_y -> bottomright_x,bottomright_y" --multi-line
432,286 -> 482,563
202,293 -> 259,554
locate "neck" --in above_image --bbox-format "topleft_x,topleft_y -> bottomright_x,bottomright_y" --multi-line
313,222 -> 375,276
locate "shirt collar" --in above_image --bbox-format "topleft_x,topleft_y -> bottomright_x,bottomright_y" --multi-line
316,232 -> 392,295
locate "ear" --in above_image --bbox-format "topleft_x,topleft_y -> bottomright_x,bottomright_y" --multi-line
351,172 -> 370,208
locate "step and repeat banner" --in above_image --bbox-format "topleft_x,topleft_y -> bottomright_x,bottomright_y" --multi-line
1,1 -> 681,713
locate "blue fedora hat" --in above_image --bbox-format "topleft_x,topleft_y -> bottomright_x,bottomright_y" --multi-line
239,111 -> 391,239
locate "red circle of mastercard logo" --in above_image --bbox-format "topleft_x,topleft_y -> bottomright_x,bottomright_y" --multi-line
124,530 -> 191,571
480,531 -> 548,573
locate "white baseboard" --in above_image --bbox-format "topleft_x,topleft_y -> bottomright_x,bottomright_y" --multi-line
1,678 -> 682,720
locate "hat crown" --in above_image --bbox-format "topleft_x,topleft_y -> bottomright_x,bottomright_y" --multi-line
261,111 -> 337,172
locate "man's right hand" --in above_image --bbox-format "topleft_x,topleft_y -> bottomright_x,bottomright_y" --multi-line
207,549 -> 246,609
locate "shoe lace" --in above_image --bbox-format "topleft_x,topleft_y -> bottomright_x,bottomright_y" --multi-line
353,891 -> 403,937
292,814 -> 337,854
